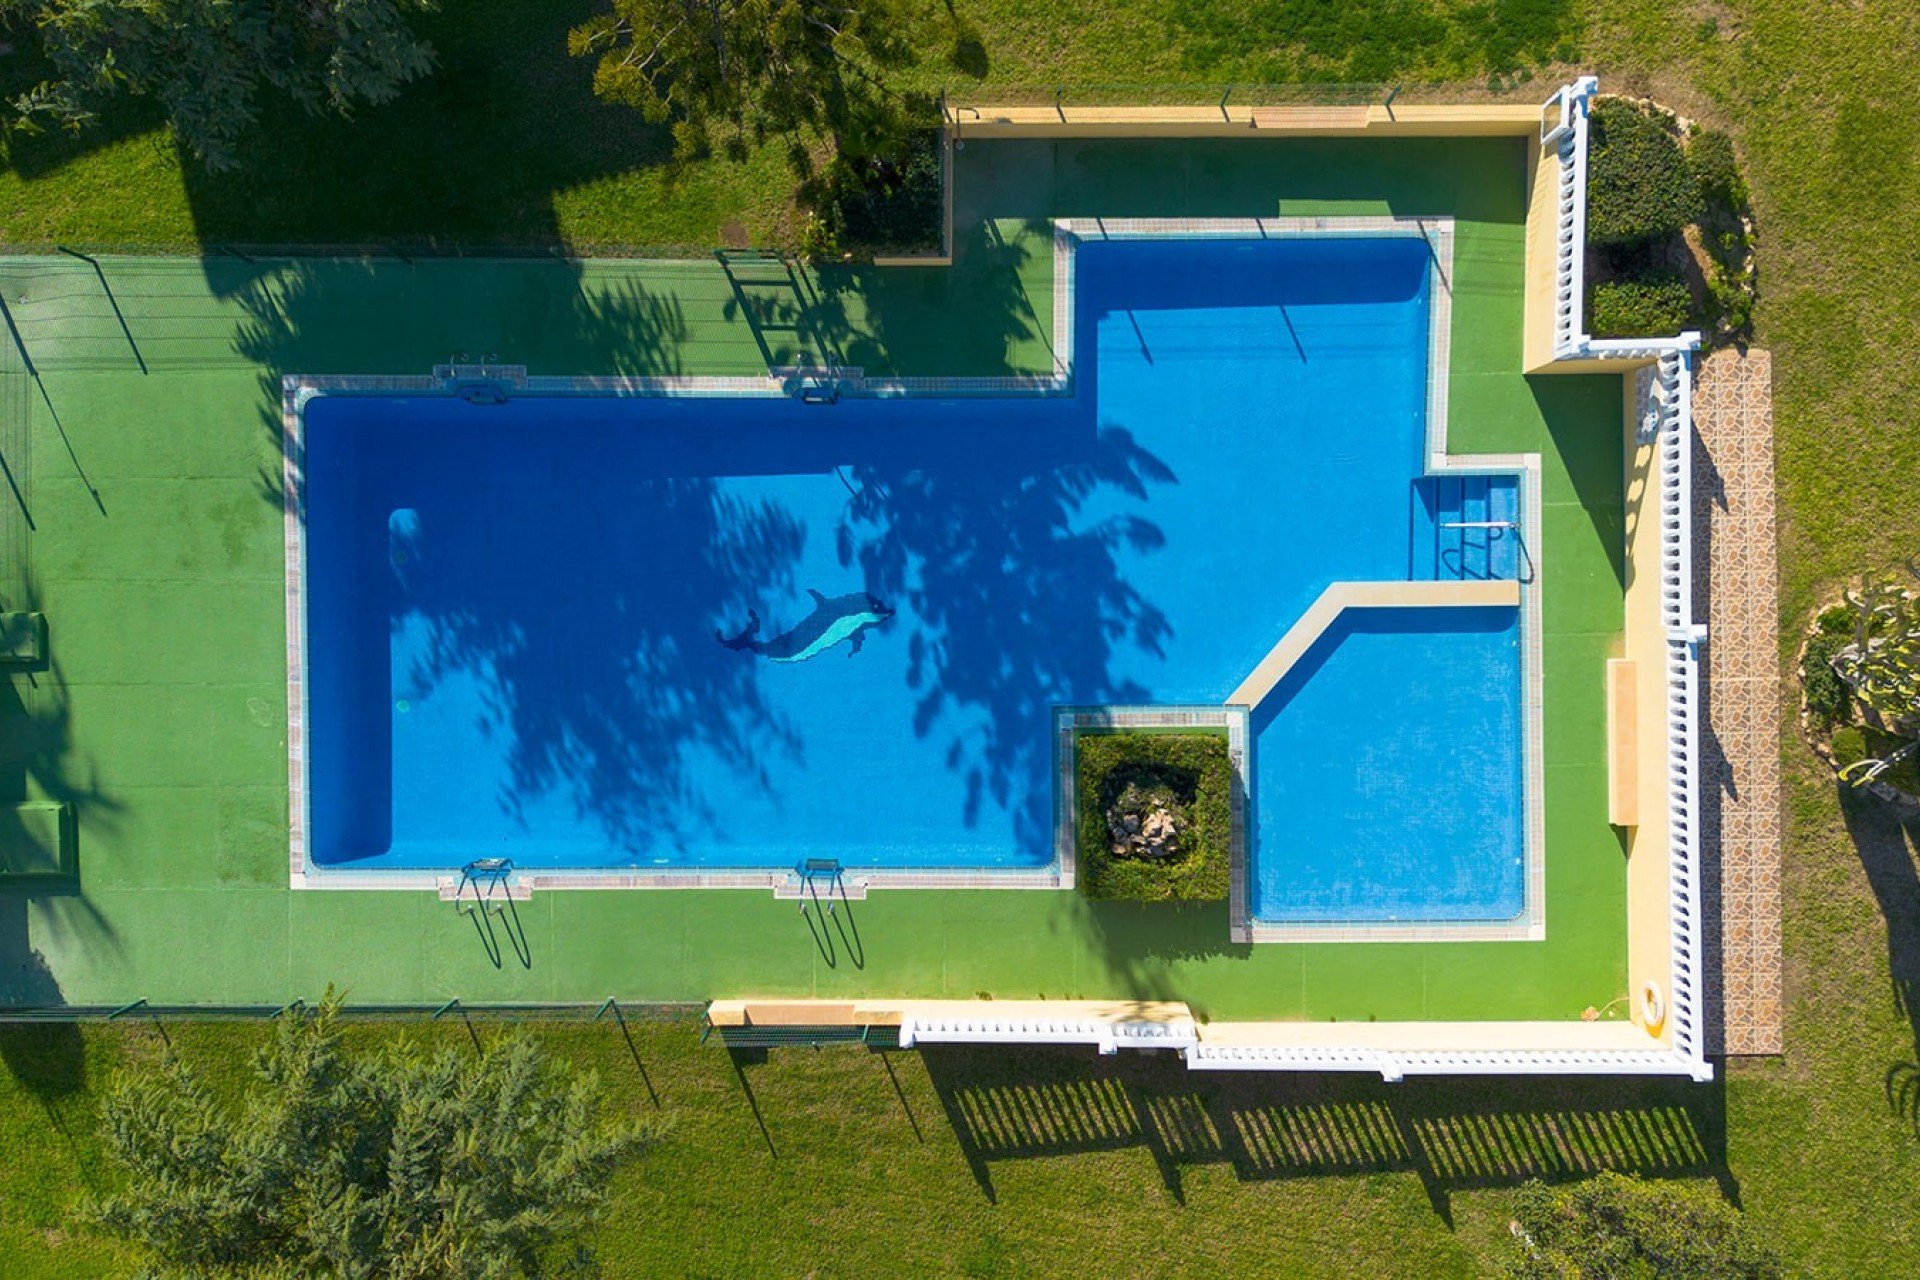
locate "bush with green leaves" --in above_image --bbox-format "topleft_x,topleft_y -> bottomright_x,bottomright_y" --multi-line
1076,731 -> 1231,901
570,0 -> 917,179
93,994 -> 657,1278
1506,1172 -> 1781,1280
1801,607 -> 1855,727
1588,270 -> 1694,338
831,127 -> 942,252
7,0 -> 436,171
1587,100 -> 1702,250
1832,724 -> 1868,770
1690,129 -> 1747,211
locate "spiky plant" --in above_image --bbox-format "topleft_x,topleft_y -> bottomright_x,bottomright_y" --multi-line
93,991 -> 659,1278
1836,562 -> 1920,730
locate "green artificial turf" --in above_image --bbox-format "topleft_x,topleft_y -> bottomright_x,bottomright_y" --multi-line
3,0 -> 1920,1274
0,131 -> 1628,1025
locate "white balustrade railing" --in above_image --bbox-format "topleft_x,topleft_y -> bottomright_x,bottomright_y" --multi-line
1653,348 -> 1711,1080
898,1012 -> 1199,1055
1184,1044 -> 1706,1081
1543,76 -> 1598,357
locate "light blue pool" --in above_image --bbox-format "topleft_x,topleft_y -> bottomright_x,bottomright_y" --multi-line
300,235 -> 1526,922
1248,605 -> 1523,924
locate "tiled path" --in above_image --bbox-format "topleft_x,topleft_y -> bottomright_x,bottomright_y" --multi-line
1693,348 -> 1784,1056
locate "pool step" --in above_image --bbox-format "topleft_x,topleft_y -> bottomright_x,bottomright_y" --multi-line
1410,474 -> 1521,581
437,876 -> 531,903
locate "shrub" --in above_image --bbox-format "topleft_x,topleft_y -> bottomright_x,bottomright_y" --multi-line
1589,270 -> 1695,338
1802,626 -> 1854,727
1588,100 -> 1703,249
1690,129 -> 1748,211
1832,725 -> 1868,771
831,127 -> 943,253
1507,1172 -> 1782,1280
1835,573 -> 1920,728
1076,731 -> 1231,901
93,993 -> 657,1276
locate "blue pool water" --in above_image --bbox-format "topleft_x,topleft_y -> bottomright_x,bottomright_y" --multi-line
1249,607 -> 1523,923
301,235 -> 1524,918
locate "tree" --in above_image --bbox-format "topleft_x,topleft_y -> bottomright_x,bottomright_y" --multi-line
1506,1173 -> 1781,1280
5,0 -> 437,171
93,995 -> 658,1277
568,0 -> 920,178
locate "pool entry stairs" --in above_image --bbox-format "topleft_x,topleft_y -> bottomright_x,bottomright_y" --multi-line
1410,474 -> 1521,581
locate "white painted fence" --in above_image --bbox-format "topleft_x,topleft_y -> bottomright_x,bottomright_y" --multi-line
1654,349 -> 1710,1078
1543,76 -> 1598,357
898,1010 -> 1199,1055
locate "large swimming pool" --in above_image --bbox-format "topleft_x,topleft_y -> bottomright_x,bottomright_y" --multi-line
298,233 -> 1527,925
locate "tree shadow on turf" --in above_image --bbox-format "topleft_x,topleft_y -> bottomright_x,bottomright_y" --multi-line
193,0 -> 711,253
918,1042 -> 1737,1221
1836,788 -> 1920,1133
0,577 -> 123,1005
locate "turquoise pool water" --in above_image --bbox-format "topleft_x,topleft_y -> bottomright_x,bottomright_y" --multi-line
300,235 -> 1525,921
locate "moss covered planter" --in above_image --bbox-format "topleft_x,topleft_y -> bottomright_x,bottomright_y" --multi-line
1074,731 -> 1231,901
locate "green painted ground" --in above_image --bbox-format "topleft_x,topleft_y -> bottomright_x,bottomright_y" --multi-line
0,135 -> 1626,1022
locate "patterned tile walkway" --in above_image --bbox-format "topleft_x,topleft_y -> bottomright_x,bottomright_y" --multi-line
1693,348 -> 1784,1056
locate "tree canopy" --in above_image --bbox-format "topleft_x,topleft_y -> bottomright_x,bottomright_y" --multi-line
4,0 -> 437,170
1506,1173 -> 1781,1280
568,0 -> 920,175
93,996 -> 657,1278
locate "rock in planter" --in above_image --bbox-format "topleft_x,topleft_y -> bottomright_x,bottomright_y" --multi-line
1106,783 -> 1184,860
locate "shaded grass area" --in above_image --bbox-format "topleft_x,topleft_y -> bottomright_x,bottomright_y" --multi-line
0,0 -> 796,251
0,1017 -> 1736,1277
4,0 -> 1586,253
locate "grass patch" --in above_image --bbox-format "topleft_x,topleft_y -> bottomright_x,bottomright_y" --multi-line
0,1018 -> 1736,1278
1075,731 -> 1231,902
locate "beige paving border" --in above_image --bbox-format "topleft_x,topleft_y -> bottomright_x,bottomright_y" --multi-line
1227,579 -> 1520,709
1692,348 -> 1783,1056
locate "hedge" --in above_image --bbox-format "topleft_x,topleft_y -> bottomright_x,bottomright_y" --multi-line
1802,627 -> 1854,727
831,128 -> 942,253
1588,270 -> 1694,338
1075,731 -> 1231,901
1587,100 -> 1702,249
1690,129 -> 1747,211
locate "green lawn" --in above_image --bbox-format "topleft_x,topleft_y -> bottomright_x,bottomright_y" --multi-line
1,1014 -> 1732,1277
4,0 -> 1920,1275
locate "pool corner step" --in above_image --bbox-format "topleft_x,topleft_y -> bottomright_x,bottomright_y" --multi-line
1228,578 -> 1520,710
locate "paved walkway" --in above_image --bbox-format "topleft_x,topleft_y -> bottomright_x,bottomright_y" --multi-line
1694,348 -> 1784,1057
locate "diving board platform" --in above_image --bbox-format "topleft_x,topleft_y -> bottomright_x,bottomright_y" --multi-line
1227,579 -> 1521,710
